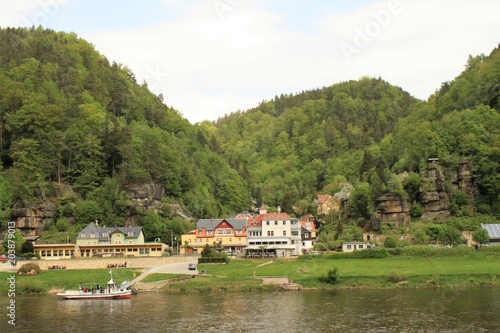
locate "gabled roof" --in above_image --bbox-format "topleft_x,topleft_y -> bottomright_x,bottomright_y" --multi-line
482,224 -> 500,240
260,213 -> 291,220
196,218 -> 248,231
317,194 -> 332,204
300,221 -> 316,231
77,222 -> 143,239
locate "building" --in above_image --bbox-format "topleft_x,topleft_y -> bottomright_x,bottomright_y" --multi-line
481,224 -> 500,245
341,241 -> 369,253
316,194 -> 339,216
245,206 -> 302,257
180,218 -> 248,255
300,218 -> 317,253
34,221 -> 167,259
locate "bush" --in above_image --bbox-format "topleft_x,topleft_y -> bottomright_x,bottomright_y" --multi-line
329,248 -> 388,259
384,237 -> 398,248
17,263 -> 42,276
320,267 -> 340,284
386,271 -> 406,283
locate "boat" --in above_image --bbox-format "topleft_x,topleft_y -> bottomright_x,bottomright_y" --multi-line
57,270 -> 134,300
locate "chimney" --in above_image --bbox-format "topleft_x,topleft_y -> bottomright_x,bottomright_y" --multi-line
277,206 -> 281,213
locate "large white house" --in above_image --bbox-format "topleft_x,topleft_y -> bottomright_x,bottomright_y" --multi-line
245,206 -> 302,257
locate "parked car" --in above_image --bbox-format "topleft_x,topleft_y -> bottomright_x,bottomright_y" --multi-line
0,254 -> 7,262
188,263 -> 197,270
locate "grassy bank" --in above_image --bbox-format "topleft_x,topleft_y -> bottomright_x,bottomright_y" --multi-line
2,247 -> 500,294
163,247 -> 500,292
0,268 -> 138,295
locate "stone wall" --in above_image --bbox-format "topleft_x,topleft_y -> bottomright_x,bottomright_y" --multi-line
4,256 -> 195,272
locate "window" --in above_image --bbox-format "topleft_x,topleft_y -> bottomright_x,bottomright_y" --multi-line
359,245 -> 364,249
283,231 -> 286,236
274,221 -> 278,225
81,233 -> 86,238
102,232 -> 108,237
283,221 -> 287,225
347,244 -> 352,250
128,232 -> 134,237
229,238 -> 232,242
266,221 -> 270,226
267,231 -> 274,236
90,232 -> 95,238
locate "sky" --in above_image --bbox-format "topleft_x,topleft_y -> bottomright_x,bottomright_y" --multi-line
1,0 -> 499,123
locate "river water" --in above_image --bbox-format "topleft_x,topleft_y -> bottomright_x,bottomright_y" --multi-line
2,288 -> 499,332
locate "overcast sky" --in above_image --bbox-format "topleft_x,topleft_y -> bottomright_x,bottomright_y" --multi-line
2,0 -> 499,123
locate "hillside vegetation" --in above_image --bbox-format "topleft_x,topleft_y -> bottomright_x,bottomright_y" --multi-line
1,27 -> 500,248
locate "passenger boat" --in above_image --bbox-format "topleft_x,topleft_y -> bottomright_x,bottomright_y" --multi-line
57,270 -> 134,300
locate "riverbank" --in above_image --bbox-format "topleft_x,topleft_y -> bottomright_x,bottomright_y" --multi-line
1,247 -> 500,294
159,253 -> 500,292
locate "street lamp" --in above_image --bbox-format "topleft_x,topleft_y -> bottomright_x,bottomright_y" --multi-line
168,230 -> 174,255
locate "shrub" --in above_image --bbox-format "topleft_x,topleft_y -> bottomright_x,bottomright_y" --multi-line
17,263 -> 42,276
329,248 -> 388,259
386,271 -> 406,283
384,237 -> 398,248
320,267 -> 340,284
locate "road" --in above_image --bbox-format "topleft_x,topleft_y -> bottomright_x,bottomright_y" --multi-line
132,258 -> 199,283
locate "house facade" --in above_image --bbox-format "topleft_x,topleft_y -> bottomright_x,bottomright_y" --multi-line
34,221 -> 167,259
300,218 -> 317,253
317,194 -> 339,216
245,206 -> 302,257
180,218 -> 248,254
341,241 -> 369,253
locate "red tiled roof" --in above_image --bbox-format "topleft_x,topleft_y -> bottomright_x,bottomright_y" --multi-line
317,195 -> 331,204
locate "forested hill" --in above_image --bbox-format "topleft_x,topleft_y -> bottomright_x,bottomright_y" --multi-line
0,27 -> 251,225
1,27 -> 500,244
208,44 -> 500,217
210,78 -> 418,211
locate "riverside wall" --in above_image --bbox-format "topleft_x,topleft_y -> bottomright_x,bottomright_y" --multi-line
1,255 -> 196,271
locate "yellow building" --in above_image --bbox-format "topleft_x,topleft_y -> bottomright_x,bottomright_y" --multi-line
181,218 -> 248,255
34,221 -> 167,259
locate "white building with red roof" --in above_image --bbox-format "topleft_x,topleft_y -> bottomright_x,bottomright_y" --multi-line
244,206 -> 302,257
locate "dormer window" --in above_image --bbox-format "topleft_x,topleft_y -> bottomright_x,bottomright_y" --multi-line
90,232 -> 95,238
252,221 -> 257,225
81,233 -> 86,238
102,232 -> 108,237
128,231 -> 134,237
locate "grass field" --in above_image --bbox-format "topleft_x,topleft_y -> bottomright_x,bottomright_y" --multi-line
0,267 -> 138,295
162,254 -> 500,292
1,250 -> 500,294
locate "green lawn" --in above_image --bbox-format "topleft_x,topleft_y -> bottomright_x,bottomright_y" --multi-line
2,254 -> 500,294
0,268 -> 138,294
186,255 -> 500,290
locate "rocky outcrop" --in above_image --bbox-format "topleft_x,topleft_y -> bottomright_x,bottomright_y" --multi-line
419,161 -> 450,221
11,202 -> 57,236
450,160 -> 476,214
373,193 -> 411,230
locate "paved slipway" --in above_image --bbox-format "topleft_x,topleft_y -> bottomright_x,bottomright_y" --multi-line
132,258 -> 198,291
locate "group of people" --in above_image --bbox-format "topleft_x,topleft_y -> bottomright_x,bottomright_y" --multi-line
48,264 -> 66,269
106,262 -> 127,268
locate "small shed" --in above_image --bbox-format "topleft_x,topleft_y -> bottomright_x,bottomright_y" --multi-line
342,241 -> 369,253
481,224 -> 500,245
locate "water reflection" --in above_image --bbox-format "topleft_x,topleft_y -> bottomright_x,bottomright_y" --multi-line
2,288 -> 499,333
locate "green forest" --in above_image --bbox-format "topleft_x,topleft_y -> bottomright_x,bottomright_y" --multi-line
0,27 -> 499,249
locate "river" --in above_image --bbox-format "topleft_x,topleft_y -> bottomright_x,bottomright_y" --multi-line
2,288 -> 499,332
